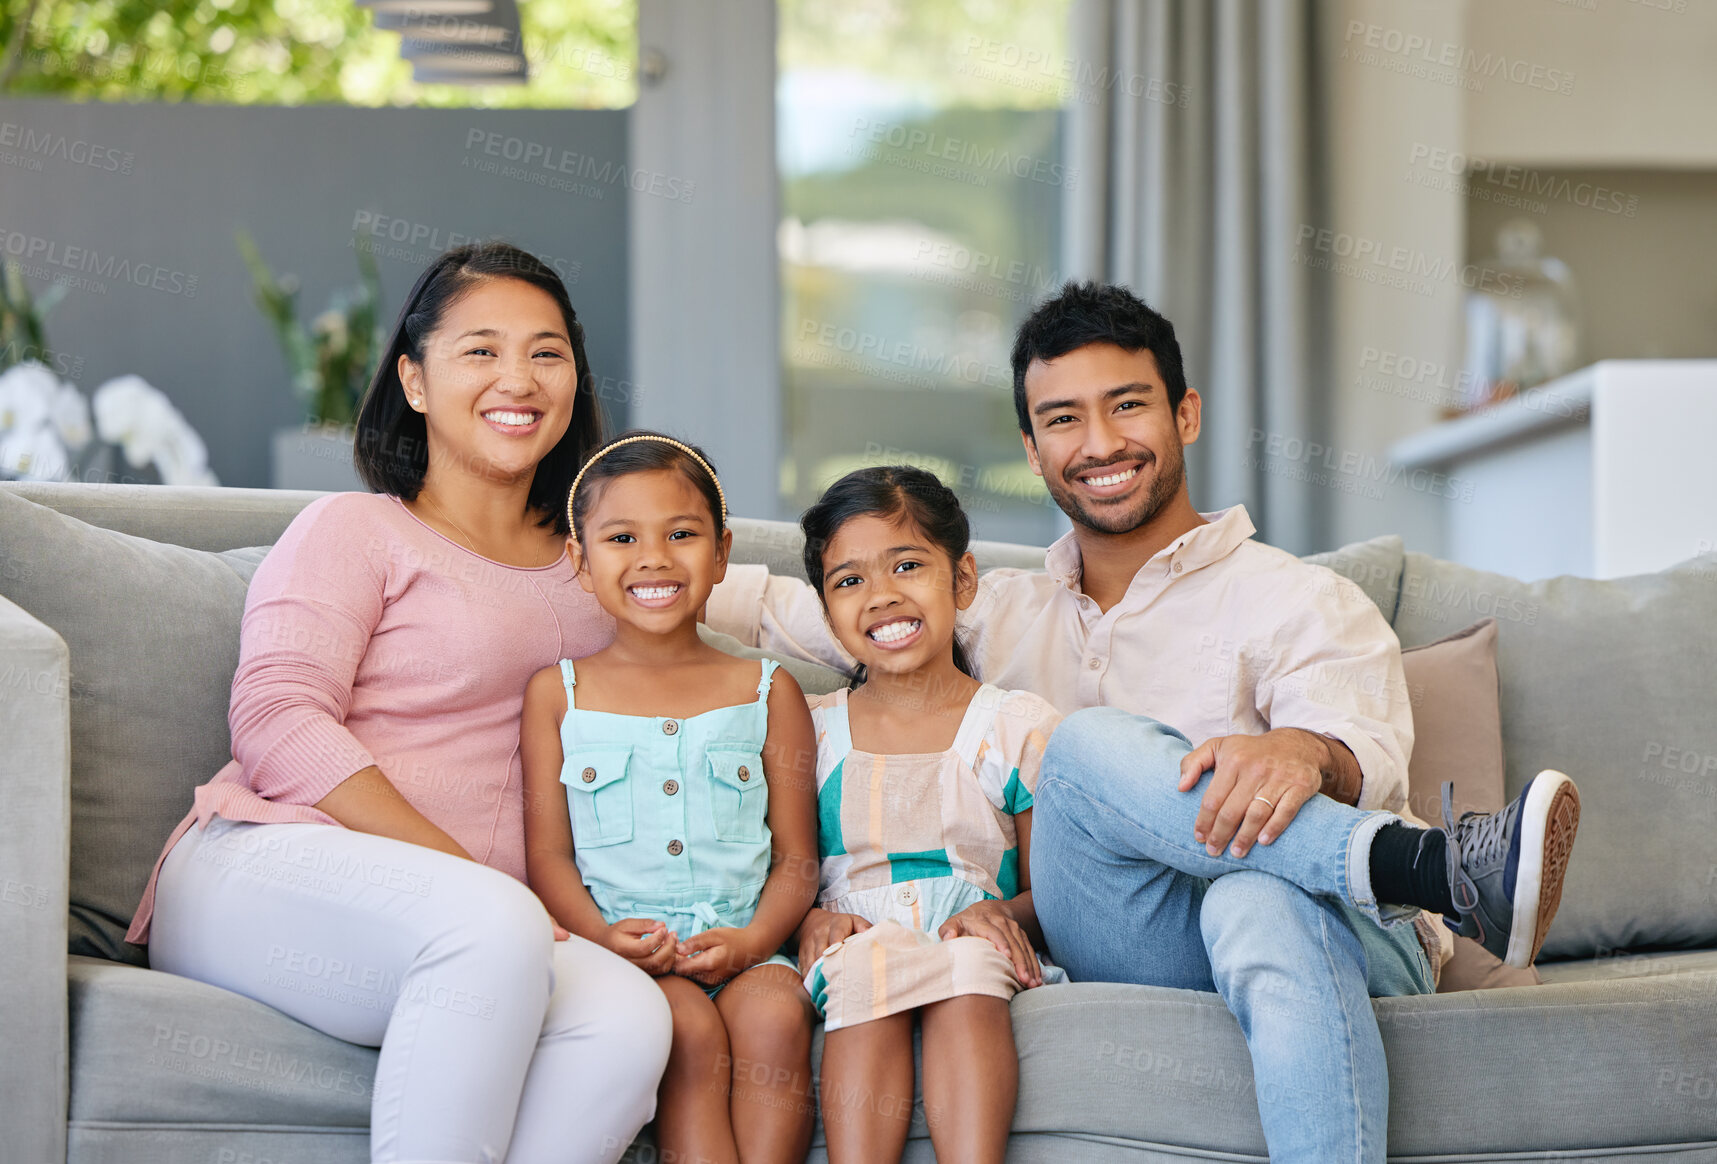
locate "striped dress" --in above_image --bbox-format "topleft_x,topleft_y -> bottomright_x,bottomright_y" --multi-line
804,683 -> 1066,1031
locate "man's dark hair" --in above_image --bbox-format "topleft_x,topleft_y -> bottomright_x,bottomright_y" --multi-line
353,242 -> 602,534
1010,281 -> 1188,435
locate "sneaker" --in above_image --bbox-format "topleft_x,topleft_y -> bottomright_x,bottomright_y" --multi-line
1441,771 -> 1581,968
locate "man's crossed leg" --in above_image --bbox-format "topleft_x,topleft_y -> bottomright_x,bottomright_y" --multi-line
1032,707 -> 1575,1163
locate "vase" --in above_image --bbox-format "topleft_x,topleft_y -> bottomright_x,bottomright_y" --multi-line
271,424 -> 364,491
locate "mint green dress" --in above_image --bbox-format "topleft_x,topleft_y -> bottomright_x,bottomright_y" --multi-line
557,657 -> 797,991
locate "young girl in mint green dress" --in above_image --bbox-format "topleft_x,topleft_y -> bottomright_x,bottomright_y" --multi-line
520,432 -> 819,1164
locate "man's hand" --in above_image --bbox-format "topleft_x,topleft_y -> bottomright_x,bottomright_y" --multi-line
1178,729 -> 1357,858
939,900 -> 1042,988
795,907 -> 871,976
602,918 -> 678,976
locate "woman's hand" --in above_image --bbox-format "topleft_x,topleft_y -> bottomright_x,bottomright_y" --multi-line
673,927 -> 762,987
795,907 -> 872,977
603,918 -> 678,976
939,901 -> 1043,988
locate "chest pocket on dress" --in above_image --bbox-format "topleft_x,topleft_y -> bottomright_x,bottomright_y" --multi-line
562,747 -> 635,848
705,745 -> 768,844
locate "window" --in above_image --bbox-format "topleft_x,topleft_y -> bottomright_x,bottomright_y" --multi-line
778,0 -> 1074,543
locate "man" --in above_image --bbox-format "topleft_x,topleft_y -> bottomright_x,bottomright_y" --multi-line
708,282 -> 1579,1161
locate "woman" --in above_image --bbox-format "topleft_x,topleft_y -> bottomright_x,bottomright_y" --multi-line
126,243 -> 672,1163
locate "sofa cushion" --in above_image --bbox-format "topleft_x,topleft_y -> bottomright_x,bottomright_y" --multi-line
68,955 -> 373,1128
6,481 -> 318,552
1534,947 -> 1717,987
1399,618 -> 1506,824
74,960 -> 1717,1160
1301,534 -> 1404,619
699,624 -> 846,696
1398,619 -> 1542,992
0,489 -> 268,963
1393,551 -> 1717,961
990,976 -> 1717,1159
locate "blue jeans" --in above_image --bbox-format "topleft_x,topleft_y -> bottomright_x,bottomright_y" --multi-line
1030,708 -> 1434,1164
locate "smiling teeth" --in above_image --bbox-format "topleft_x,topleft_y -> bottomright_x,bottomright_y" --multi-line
630,584 -> 680,601
868,620 -> 920,643
1085,466 -> 1138,488
484,410 -> 537,426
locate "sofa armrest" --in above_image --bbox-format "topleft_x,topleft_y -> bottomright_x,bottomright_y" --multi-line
0,592 -> 70,1164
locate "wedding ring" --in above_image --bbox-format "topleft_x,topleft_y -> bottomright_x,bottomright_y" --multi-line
1252,794 -> 1276,809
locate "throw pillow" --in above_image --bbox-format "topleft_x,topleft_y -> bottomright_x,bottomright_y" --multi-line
1302,534 -> 1405,621
1399,618 -> 1540,991
1394,550 -> 1717,961
0,487 -> 267,964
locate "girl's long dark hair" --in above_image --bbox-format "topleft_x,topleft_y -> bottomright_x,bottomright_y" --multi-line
800,465 -> 977,687
353,242 -> 602,534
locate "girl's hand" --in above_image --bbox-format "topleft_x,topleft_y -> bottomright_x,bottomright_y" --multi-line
939,901 -> 1043,988
795,907 -> 872,977
673,927 -> 759,987
604,918 -> 678,976
552,921 -> 571,942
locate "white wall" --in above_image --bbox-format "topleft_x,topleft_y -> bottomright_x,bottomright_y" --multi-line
1465,0 -> 1717,167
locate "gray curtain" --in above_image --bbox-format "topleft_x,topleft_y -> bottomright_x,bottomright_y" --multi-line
1063,0 -> 1329,553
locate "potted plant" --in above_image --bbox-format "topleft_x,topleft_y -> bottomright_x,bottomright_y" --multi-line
238,233 -> 385,490
1,259 -> 69,376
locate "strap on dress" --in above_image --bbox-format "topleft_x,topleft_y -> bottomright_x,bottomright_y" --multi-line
558,658 -> 578,708
951,684 -> 1004,770
755,658 -> 779,700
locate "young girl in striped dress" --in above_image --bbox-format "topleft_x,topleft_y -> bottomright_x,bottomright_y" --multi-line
794,466 -> 1064,1164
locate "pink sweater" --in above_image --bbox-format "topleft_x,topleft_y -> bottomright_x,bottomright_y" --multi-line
127,492 -> 614,943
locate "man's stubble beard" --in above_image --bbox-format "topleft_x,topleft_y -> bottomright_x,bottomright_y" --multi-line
1043,439 -> 1187,536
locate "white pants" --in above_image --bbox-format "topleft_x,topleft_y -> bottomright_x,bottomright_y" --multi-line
150,819 -> 672,1164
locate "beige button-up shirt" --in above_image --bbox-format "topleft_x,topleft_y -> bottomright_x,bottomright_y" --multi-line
709,505 -> 1413,813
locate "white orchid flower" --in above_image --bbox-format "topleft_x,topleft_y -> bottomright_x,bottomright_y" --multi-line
91,374 -> 220,485
0,360 -> 64,435
0,423 -> 71,481
50,381 -> 93,449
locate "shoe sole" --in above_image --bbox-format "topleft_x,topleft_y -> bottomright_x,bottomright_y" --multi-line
1504,770 -> 1581,968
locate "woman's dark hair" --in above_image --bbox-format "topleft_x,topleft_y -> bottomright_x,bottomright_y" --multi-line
800,465 -> 976,686
1010,280 -> 1188,435
353,242 -> 602,534
568,430 -> 726,545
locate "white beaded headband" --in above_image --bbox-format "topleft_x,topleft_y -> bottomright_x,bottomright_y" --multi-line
566,434 -> 728,535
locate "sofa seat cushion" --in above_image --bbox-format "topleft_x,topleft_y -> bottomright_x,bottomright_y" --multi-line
68,955 -> 374,1130
808,977 -> 1717,1160
70,962 -> 1717,1159
1535,948 -> 1717,986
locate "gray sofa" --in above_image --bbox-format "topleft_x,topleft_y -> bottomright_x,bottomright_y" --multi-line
3,480 -> 1716,1164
